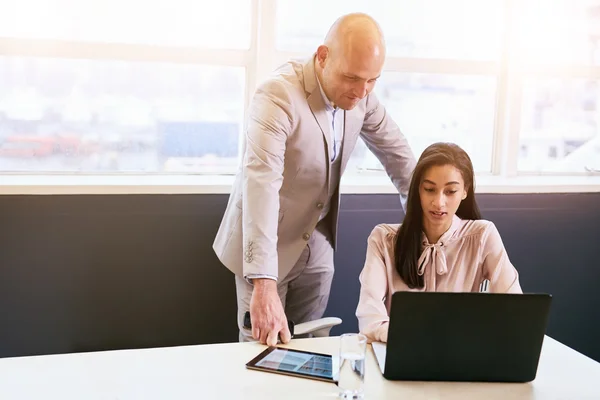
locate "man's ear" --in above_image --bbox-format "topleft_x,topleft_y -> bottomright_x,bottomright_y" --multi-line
316,45 -> 329,68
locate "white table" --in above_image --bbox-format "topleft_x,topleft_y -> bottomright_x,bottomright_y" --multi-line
0,335 -> 599,399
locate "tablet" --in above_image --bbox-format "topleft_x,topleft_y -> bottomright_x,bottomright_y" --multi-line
246,346 -> 337,383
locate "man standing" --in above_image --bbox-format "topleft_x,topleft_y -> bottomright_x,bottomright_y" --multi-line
213,13 -> 416,346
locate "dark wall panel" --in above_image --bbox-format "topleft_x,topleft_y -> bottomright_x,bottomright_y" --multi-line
0,193 -> 598,362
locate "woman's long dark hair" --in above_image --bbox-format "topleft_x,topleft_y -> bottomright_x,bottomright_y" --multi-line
395,142 -> 481,289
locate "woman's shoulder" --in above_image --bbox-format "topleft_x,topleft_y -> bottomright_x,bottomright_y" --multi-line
367,223 -> 399,246
369,223 -> 400,238
455,218 -> 499,240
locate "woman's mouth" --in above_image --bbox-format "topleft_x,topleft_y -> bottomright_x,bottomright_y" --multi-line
430,211 -> 447,219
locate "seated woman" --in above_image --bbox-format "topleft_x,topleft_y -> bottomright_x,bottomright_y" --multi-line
356,142 -> 522,343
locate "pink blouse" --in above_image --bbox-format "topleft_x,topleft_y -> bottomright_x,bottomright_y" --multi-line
356,215 -> 522,343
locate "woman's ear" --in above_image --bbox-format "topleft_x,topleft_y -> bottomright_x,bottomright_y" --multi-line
462,187 -> 468,200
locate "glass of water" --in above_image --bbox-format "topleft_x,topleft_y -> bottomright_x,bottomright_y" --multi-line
338,333 -> 367,399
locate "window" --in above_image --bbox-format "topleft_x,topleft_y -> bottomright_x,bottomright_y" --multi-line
1,0 -> 599,192
0,0 -> 250,175
512,0 -> 600,174
518,78 -> 600,172
0,0 -> 252,49
276,0 -> 502,175
349,73 -> 497,173
276,0 -> 504,60
0,56 -> 245,173
512,0 -> 600,66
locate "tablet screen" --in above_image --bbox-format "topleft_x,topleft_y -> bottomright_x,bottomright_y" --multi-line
246,347 -> 336,383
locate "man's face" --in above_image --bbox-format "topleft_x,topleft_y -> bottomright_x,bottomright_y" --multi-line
318,45 -> 384,110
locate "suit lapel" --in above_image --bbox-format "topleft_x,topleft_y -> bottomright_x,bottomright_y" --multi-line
303,56 -> 331,182
307,91 -> 332,162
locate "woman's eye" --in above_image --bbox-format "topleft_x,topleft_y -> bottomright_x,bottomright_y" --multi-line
424,188 -> 435,193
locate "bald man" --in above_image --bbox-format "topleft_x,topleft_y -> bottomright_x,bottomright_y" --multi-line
213,13 -> 416,345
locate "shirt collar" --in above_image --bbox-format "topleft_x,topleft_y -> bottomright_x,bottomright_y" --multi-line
421,214 -> 462,246
314,60 -> 337,112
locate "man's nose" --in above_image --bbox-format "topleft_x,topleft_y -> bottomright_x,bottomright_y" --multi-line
354,82 -> 369,98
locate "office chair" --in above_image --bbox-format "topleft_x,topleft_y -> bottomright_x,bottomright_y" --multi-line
293,317 -> 343,337
244,312 -> 342,338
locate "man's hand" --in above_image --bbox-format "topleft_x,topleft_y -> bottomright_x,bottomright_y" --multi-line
250,279 -> 292,346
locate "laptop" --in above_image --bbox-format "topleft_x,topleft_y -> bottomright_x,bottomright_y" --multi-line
372,291 -> 552,382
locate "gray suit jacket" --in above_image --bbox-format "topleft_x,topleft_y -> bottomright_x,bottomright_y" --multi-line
213,56 -> 416,280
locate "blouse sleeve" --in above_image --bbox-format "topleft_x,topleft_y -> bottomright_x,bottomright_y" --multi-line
356,225 -> 393,342
481,222 -> 523,294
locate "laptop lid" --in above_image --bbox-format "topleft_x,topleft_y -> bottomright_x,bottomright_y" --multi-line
383,291 -> 552,382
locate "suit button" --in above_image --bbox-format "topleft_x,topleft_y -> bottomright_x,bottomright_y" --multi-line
317,202 -> 324,210
303,233 -> 310,241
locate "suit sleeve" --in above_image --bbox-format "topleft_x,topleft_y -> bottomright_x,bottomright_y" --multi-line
482,222 -> 523,293
242,79 -> 294,279
359,92 -> 416,212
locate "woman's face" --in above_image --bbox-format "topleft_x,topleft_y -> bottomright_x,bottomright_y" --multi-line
419,164 -> 468,229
